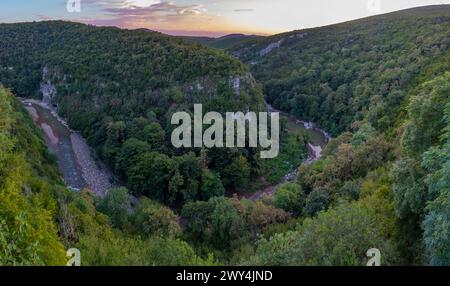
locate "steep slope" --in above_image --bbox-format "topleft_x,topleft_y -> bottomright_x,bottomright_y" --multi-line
0,21 -> 267,205
227,5 -> 450,265
230,5 -> 450,135
0,84 -> 66,265
0,84 -> 218,266
1,7 -> 448,265
0,21 -> 264,115
247,68 -> 450,266
183,34 -> 262,50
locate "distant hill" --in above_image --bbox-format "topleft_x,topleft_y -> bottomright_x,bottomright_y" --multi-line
229,5 -> 450,135
0,20 -> 266,206
1,5 -> 449,266
227,5 -> 450,266
183,33 -> 262,49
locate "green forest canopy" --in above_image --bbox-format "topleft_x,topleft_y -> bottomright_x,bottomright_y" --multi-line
0,5 -> 449,265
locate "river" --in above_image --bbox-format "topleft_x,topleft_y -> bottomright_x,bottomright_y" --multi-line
246,105 -> 330,201
21,98 -> 328,201
269,105 -> 331,164
21,99 -> 113,197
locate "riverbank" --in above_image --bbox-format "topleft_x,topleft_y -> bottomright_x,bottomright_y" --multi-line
21,98 -> 113,196
245,105 -> 331,201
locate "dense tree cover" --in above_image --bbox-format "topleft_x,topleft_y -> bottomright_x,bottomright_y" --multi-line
183,34 -> 262,50
57,189 -> 214,266
246,185 -> 402,266
273,183 -> 306,215
241,65 -> 449,266
203,6 -> 450,266
0,21 -> 306,265
231,5 -> 450,136
0,85 -> 66,265
1,6 -> 449,266
181,196 -> 288,260
0,21 -> 268,206
0,85 -> 214,265
393,73 -> 450,265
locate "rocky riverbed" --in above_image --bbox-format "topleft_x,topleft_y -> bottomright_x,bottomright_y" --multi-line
70,133 -> 112,197
21,99 -> 113,196
247,105 -> 330,201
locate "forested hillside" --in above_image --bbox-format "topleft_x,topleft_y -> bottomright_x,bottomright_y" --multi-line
0,21 -> 271,206
0,85 -> 66,265
228,5 -> 450,265
182,34 -> 261,50
0,5 -> 448,266
230,5 -> 450,135
0,84 -> 220,266
0,21 -> 302,265
248,70 -> 450,265
0,85 -> 296,265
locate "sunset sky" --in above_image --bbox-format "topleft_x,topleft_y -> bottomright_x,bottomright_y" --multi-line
1,0 -> 450,37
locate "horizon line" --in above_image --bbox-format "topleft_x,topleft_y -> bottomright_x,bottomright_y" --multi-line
1,4 -> 448,38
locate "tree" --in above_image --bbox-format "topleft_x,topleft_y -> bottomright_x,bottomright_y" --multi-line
352,123 -> 377,146
201,169 -> 225,200
422,190 -> 450,265
133,198 -> 181,238
352,136 -> 391,177
336,180 -> 360,201
168,170 -> 184,204
127,152 -> 177,202
0,218 -> 41,266
182,197 -> 251,251
191,197 -> 249,250
115,138 -> 151,176
181,200 -> 215,241
247,201 -> 400,266
421,103 -> 450,265
175,153 -> 202,203
248,201 -> 288,230
126,117 -> 149,141
222,155 -> 250,189
144,238 -> 216,266
273,183 -> 306,214
401,74 -> 450,157
0,87 -> 66,265
304,188 -> 331,217
102,121 -> 126,166
96,188 -> 131,229
390,159 -> 427,218
143,122 -> 166,152
325,143 -> 354,181
210,198 -> 238,244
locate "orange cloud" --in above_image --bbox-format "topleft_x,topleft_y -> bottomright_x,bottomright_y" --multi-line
80,0 -> 268,37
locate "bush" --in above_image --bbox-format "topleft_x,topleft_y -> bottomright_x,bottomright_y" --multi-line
273,183 -> 306,214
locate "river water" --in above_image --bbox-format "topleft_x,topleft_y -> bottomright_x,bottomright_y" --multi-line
268,104 -> 330,163
21,98 -> 328,201
247,105 -> 330,201
22,99 -> 112,196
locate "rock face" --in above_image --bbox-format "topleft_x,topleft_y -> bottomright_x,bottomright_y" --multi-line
40,80 -> 56,104
230,72 -> 257,97
41,67 -> 57,104
258,32 -> 308,57
306,143 -> 323,164
231,76 -> 241,96
259,39 -> 283,56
